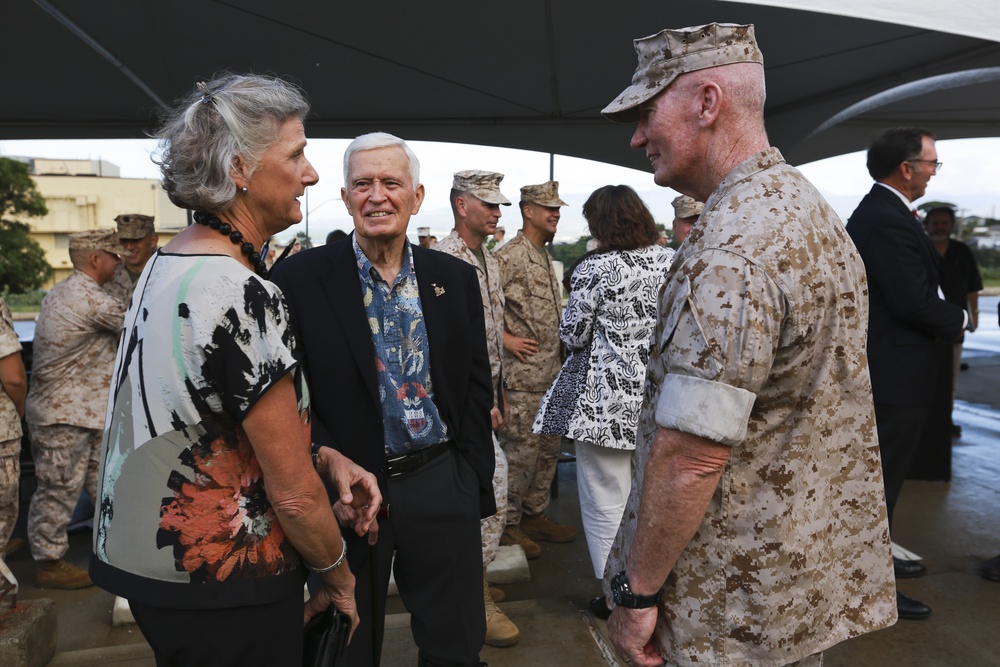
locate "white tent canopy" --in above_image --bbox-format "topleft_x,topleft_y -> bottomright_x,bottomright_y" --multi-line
738,0 -> 1000,43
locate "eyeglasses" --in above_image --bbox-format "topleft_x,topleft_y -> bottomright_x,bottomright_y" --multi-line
908,159 -> 943,172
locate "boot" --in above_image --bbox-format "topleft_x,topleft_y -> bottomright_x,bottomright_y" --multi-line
520,513 -> 577,543
36,558 -> 94,590
499,525 -> 540,559
483,569 -> 519,647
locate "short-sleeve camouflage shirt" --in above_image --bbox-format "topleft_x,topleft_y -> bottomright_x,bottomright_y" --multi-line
0,299 -> 23,442
605,148 -> 897,665
493,231 -> 562,391
26,270 -> 125,430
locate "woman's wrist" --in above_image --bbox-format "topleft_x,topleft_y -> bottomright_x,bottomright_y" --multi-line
304,536 -> 347,574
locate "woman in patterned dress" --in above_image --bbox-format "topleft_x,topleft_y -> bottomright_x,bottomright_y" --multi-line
89,73 -> 379,665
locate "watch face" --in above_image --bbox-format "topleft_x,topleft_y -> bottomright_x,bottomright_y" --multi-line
611,571 -> 628,605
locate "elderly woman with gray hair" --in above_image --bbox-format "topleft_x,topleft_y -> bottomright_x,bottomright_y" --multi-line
89,73 -> 380,665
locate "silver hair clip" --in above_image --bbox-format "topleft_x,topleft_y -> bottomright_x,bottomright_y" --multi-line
196,81 -> 213,105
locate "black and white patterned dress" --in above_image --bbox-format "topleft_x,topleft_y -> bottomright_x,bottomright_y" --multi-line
533,244 -> 673,449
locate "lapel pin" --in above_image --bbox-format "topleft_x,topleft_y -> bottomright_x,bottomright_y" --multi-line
432,283 -> 446,297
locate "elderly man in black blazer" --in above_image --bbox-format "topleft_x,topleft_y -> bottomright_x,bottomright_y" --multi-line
846,127 -> 965,621
272,132 -> 494,667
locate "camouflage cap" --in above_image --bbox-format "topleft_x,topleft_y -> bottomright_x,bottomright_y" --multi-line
671,195 -> 704,219
602,23 -> 763,123
520,181 -> 568,207
69,229 -> 123,256
452,170 -> 512,206
114,213 -> 155,239
417,226 -> 431,237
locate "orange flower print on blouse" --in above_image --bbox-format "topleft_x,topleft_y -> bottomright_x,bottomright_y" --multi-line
158,426 -> 295,582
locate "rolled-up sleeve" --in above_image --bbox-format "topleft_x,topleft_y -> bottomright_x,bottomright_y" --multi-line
653,249 -> 787,447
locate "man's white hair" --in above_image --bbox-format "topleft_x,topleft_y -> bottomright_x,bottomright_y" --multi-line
343,132 -> 421,187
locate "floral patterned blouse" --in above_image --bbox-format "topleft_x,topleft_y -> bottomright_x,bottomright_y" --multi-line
90,252 -> 309,609
533,244 -> 673,450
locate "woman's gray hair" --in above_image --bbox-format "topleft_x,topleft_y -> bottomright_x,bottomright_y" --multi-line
343,132 -> 421,187
153,72 -> 310,212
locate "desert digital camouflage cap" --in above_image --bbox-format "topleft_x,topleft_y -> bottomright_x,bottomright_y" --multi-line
520,181 -> 568,207
671,195 -> 704,219
452,170 -> 512,206
69,229 -> 123,256
114,213 -> 155,239
602,23 -> 763,123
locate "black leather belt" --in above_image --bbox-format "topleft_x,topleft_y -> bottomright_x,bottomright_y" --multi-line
385,441 -> 453,478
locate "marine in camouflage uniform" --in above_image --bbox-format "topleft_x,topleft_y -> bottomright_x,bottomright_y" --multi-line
26,230 -> 125,585
436,172 -> 510,567
494,180 -> 576,548
600,23 -> 896,666
0,298 -> 26,557
438,170 -> 519,647
104,213 -> 158,307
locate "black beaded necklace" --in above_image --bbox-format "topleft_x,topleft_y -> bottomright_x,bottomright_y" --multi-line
192,211 -> 268,278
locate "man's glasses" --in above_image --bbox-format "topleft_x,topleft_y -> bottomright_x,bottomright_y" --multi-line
908,159 -> 943,171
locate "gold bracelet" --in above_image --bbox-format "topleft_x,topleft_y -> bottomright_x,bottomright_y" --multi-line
305,536 -> 347,574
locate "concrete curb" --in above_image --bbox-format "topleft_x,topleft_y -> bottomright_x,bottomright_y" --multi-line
0,598 -> 56,667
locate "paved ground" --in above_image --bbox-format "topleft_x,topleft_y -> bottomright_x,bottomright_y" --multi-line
4,296 -> 1000,665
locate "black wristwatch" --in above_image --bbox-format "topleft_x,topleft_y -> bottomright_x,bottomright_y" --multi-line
610,571 -> 663,609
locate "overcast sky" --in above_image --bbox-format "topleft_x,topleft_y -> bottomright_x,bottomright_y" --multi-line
3,135 -> 999,245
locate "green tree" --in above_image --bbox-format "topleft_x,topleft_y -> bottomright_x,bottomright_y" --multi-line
0,158 -> 52,293
549,236 -> 593,267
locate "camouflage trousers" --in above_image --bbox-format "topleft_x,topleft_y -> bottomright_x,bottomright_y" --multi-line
27,423 -> 101,561
481,432 -> 508,566
0,437 -> 20,555
498,389 -> 560,526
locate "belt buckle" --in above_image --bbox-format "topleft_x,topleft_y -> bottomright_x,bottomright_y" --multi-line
387,452 -> 417,478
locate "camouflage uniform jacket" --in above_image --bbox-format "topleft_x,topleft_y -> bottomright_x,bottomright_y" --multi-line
435,230 -> 506,408
26,270 -> 125,430
605,148 -> 897,665
494,231 -> 562,392
0,299 -> 23,442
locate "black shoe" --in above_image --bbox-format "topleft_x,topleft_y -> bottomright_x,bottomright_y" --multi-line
960,362 -> 970,371
893,557 -> 927,579
896,591 -> 931,620
982,555 -> 1000,582
589,595 -> 612,620
951,423 -> 962,439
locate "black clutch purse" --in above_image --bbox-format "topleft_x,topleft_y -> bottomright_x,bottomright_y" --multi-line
303,607 -> 351,667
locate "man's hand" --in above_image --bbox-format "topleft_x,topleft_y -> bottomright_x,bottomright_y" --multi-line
607,606 -> 663,666
490,406 -> 507,431
504,332 -> 539,363
316,446 -> 381,537
492,387 -> 511,430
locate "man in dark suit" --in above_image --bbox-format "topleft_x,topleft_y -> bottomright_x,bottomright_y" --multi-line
846,127 -> 966,621
272,132 -> 494,667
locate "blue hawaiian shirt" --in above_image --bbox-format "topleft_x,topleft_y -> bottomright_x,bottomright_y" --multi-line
354,237 -> 449,456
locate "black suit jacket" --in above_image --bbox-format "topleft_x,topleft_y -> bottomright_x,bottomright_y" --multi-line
271,235 -> 496,518
846,184 -> 965,405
